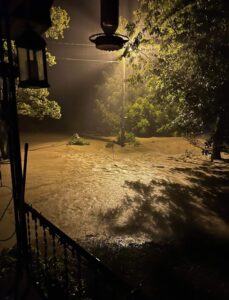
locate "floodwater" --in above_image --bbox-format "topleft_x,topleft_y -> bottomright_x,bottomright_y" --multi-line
1,133 -> 229,249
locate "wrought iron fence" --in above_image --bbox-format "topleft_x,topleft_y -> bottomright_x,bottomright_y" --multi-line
24,203 -> 146,300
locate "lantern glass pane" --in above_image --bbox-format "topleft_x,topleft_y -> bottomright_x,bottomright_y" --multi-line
18,48 -> 28,81
37,50 -> 45,81
29,50 -> 35,60
28,50 -> 39,81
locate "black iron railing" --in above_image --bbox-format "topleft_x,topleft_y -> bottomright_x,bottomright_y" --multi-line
24,203 -> 146,300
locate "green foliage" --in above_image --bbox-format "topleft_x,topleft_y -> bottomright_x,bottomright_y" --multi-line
95,98 -> 121,134
94,59 -> 147,136
93,17 -> 148,136
130,0 -> 229,135
68,133 -> 90,146
94,65 -> 124,134
45,6 -> 70,40
105,141 -> 115,148
93,15 -> 178,137
123,0 -> 229,158
117,132 -> 140,146
46,51 -> 57,67
127,96 -> 158,136
17,88 -> 61,119
92,0 -> 229,157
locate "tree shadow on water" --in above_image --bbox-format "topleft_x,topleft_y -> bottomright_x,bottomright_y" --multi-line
97,166 -> 229,300
171,165 -> 229,222
101,180 -> 195,240
100,167 -> 229,241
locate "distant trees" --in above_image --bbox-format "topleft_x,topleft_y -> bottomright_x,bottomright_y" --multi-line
94,65 -> 124,135
128,0 -> 229,158
17,6 -> 70,120
95,0 -> 229,158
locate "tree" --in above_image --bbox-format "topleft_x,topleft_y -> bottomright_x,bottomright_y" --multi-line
93,17 -> 157,137
17,88 -> 61,120
94,16 -> 179,137
17,6 -> 70,120
127,0 -> 229,158
94,64 -> 125,135
94,61 -> 149,136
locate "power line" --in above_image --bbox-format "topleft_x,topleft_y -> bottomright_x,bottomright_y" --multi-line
56,57 -> 119,63
49,41 -> 94,47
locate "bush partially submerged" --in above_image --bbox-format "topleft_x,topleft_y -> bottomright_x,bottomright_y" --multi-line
68,133 -> 90,146
116,132 -> 140,147
105,141 -> 115,148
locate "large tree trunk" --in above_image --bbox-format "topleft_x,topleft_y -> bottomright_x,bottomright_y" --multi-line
211,139 -> 221,161
211,80 -> 229,161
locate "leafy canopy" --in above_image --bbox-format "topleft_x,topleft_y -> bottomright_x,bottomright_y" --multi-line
128,0 -> 229,136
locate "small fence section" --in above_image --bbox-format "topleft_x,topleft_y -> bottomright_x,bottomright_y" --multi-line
24,203 -> 146,300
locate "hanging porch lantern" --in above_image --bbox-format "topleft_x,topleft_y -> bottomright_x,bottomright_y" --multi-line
16,29 -> 49,88
89,0 -> 128,51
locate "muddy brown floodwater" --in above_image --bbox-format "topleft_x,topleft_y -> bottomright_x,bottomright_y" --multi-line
1,133 -> 229,250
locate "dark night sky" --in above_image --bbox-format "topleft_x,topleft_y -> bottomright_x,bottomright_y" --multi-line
44,0 -> 138,133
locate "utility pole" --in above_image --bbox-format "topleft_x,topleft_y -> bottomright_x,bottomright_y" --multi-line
120,56 -> 126,147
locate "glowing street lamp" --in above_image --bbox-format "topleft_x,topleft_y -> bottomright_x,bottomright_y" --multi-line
89,0 -> 128,51
16,29 -> 49,88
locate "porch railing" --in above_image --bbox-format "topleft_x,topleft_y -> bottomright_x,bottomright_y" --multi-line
24,203 -> 146,300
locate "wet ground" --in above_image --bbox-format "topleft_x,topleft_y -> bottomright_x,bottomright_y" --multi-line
1,133 -> 229,246
1,133 -> 229,299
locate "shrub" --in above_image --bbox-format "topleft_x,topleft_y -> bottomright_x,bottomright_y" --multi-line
116,132 -> 140,147
105,141 -> 115,148
68,133 -> 90,146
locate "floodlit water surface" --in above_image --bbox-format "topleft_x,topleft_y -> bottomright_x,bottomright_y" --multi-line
1,133 -> 229,249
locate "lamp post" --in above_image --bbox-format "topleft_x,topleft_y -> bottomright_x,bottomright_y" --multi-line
119,56 -> 126,146
119,44 -> 133,147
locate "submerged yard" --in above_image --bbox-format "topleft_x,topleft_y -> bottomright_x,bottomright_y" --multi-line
1,133 -> 229,299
